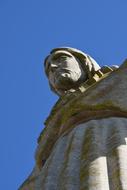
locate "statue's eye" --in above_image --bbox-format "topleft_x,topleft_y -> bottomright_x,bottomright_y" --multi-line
60,56 -> 67,59
58,56 -> 68,61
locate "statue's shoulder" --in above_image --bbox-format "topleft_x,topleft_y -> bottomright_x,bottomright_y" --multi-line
119,59 -> 127,69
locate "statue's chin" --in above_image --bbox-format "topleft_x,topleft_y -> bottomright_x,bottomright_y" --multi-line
54,74 -> 79,91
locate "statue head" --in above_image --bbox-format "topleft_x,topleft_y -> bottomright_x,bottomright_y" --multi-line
44,47 -> 100,96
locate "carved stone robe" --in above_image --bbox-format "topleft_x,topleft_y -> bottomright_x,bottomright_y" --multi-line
19,61 -> 127,190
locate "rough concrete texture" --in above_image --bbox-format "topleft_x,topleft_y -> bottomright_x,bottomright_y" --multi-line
19,60 -> 127,190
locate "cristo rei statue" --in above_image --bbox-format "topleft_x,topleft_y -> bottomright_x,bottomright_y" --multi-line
19,47 -> 127,190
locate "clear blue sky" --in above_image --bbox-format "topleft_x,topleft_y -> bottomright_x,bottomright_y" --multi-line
0,0 -> 127,189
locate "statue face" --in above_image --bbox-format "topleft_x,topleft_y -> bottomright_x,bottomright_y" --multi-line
46,50 -> 87,94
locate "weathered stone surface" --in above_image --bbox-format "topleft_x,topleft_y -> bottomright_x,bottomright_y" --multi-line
19,54 -> 127,190
35,117 -> 127,190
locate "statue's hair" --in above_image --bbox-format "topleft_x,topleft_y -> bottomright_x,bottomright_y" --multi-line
44,47 -> 101,95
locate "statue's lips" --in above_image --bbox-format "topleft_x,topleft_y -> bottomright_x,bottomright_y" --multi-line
55,69 -> 71,75
54,69 -> 71,78
55,68 -> 71,73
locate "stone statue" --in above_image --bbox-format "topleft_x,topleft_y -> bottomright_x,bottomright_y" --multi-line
19,47 -> 127,190
44,47 -> 101,96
